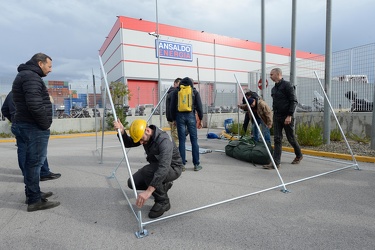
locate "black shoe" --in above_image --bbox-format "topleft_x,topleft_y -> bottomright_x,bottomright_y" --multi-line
194,164 -> 202,171
40,172 -> 61,181
27,199 -> 60,212
148,201 -> 171,219
25,191 -> 54,204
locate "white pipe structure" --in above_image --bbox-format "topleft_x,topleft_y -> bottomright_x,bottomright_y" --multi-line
97,58 -> 362,237
314,71 -> 359,169
99,55 -> 148,237
100,67 -> 172,238
234,74 -> 289,193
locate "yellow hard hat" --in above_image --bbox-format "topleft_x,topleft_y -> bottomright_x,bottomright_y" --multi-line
129,119 -> 147,143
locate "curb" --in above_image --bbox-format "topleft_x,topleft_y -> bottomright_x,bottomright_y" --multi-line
282,146 -> 375,163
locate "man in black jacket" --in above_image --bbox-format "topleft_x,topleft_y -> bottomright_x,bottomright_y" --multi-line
165,78 -> 181,146
12,53 -> 60,211
1,91 -> 61,182
263,68 -> 303,169
113,119 -> 183,219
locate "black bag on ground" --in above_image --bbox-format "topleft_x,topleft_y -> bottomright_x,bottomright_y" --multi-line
225,138 -> 273,165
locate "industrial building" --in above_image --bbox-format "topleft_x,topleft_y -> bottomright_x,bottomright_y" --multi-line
99,16 -> 320,110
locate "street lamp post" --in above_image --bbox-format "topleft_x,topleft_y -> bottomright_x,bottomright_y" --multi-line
155,0 -> 162,127
148,0 -> 162,127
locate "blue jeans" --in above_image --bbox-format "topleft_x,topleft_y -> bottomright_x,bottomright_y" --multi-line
12,122 -> 50,204
176,112 -> 200,166
252,118 -> 271,143
11,123 -> 51,177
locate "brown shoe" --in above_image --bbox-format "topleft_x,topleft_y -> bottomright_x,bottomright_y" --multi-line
291,156 -> 303,164
262,162 -> 280,169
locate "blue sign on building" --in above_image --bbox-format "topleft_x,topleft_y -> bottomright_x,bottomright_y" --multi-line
156,40 -> 193,62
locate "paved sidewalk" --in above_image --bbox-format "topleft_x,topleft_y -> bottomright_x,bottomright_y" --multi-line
1,128 -> 375,249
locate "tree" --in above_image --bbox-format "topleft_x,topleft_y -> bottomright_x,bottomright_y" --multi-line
106,81 -> 132,130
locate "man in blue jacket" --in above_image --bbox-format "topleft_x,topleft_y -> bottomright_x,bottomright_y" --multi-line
12,53 -> 60,211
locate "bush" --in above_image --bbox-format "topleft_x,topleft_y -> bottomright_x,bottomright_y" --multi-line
105,81 -> 131,130
106,107 -> 128,130
296,123 -> 323,146
230,122 -> 250,136
0,132 -> 13,138
347,133 -> 370,143
330,128 -> 343,141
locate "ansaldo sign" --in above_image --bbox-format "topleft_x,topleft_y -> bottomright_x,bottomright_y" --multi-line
155,40 -> 193,62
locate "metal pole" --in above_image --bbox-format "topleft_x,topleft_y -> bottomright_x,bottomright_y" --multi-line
69,84 -> 72,115
100,81 -> 107,164
92,71 -> 98,150
290,0 -> 297,87
290,0 -> 297,132
155,0 -> 162,128
234,74 -> 289,192
323,0 -> 332,144
206,90 -> 217,135
314,71 -> 359,168
371,84 -> 375,149
86,85 -> 89,108
261,0 -> 266,99
99,55 -> 144,233
197,58 -> 200,93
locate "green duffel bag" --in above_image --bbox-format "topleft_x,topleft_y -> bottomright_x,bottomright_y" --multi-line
225,138 -> 273,165
224,139 -> 241,158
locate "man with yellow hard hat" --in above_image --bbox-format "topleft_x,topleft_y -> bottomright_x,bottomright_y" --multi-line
114,119 -> 183,219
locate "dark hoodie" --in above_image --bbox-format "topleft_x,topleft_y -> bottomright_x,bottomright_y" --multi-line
170,77 -> 203,121
1,91 -> 16,122
165,86 -> 176,122
12,58 -> 52,130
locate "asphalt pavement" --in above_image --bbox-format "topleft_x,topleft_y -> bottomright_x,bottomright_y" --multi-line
1,128 -> 375,250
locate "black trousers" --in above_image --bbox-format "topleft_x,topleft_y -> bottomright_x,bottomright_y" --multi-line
242,113 -> 251,133
273,115 -> 302,165
128,163 -> 181,203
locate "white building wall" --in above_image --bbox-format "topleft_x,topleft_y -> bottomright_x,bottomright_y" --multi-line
104,29 -> 296,85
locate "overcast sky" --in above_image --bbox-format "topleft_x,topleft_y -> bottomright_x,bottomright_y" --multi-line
0,0 -> 374,92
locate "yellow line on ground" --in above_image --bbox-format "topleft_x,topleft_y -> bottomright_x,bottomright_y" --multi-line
282,146 -> 375,163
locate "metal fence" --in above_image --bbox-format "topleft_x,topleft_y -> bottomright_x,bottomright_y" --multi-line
207,43 -> 375,113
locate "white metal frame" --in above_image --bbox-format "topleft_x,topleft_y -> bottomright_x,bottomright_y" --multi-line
97,57 -> 361,238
